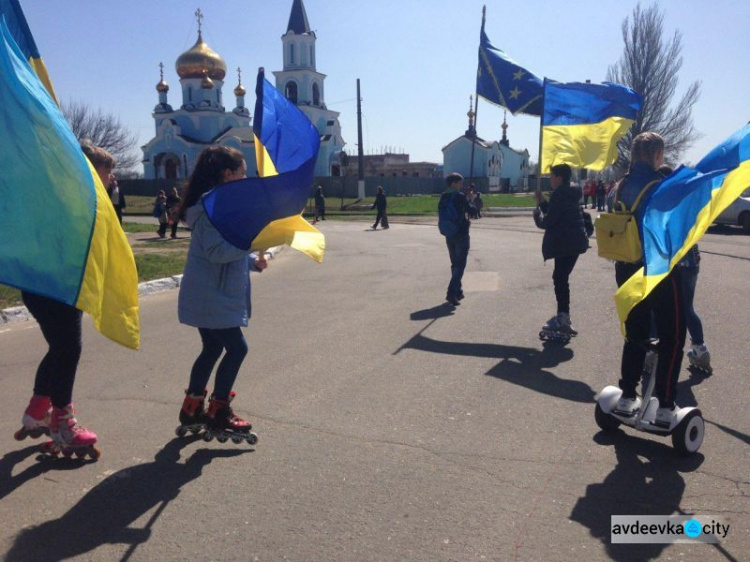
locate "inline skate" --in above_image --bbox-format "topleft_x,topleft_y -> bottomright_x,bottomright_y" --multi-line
41,403 -> 100,460
175,389 -> 207,438
14,394 -> 51,441
539,312 -> 577,343
202,392 -> 258,445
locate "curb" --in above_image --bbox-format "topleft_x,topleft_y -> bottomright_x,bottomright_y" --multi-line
0,246 -> 284,326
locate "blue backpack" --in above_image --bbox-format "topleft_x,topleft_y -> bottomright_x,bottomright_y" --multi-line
438,192 -> 461,237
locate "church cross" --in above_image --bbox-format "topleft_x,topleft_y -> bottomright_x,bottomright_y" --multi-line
195,8 -> 204,33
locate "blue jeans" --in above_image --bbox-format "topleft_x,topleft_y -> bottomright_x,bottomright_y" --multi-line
445,233 -> 470,298
188,327 -> 248,400
680,266 -> 704,345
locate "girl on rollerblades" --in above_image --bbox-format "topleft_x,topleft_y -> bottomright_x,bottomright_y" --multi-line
175,147 -> 265,445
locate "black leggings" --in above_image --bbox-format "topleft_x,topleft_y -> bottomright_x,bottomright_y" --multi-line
552,254 -> 579,314
22,292 -> 82,408
616,263 -> 686,408
188,327 -> 248,401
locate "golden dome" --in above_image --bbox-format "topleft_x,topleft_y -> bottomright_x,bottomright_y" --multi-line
234,83 -> 246,96
175,32 -> 226,80
156,78 -> 169,93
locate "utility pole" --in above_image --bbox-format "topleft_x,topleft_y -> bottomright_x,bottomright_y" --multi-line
356,79 -> 365,200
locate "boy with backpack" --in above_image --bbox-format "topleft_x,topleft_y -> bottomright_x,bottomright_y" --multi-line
439,173 -> 471,306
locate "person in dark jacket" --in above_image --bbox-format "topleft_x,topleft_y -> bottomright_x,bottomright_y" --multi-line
314,186 -> 326,222
371,185 -> 388,229
533,164 -> 589,335
166,186 -> 181,239
441,172 -> 471,306
612,132 -> 687,426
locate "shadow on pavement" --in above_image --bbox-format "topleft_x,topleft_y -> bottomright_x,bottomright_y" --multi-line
397,313 -> 594,403
0,444 -> 94,502
570,431 -> 710,562
5,436 -> 251,562
409,303 -> 456,321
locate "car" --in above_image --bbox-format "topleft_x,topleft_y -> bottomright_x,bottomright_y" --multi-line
714,188 -> 750,233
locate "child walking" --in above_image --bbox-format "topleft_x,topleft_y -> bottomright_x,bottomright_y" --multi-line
176,146 -> 266,443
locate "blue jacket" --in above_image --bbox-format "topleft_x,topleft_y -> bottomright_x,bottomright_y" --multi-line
178,203 -> 260,329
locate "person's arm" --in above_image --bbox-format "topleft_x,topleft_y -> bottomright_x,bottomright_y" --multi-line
196,214 -> 252,264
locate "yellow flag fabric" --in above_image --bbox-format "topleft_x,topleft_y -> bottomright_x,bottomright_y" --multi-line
541,117 -> 633,173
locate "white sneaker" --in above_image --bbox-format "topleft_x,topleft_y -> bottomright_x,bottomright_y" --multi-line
655,405 -> 678,427
615,396 -> 641,416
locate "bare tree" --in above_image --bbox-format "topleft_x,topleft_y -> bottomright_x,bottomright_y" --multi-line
607,3 -> 702,171
61,100 -> 141,172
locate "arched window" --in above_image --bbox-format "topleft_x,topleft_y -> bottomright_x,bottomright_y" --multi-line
289,43 -> 295,65
165,159 -> 178,180
310,45 -> 315,67
312,83 -> 320,106
285,81 -> 298,104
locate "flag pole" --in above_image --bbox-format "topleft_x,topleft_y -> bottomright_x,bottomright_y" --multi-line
468,5 -> 486,189
536,78 -> 546,197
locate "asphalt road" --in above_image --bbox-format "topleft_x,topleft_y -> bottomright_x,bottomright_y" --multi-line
1,217 -> 748,561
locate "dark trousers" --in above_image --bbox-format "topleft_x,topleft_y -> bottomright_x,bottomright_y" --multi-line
21,292 -> 82,408
188,327 -> 248,401
552,254 -> 579,314
680,266 -> 704,345
158,220 -> 168,237
616,263 -> 686,408
315,205 -> 326,221
115,205 -> 123,225
445,233 -> 470,298
373,209 -> 385,228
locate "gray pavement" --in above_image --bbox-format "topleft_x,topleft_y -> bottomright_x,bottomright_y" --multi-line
0,217 -> 748,561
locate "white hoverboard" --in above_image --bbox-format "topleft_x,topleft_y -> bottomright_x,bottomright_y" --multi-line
595,343 -> 705,455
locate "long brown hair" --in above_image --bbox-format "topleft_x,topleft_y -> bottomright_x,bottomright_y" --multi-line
179,146 -> 245,221
629,132 -> 664,171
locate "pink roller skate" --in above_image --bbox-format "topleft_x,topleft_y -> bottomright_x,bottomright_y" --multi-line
41,404 -> 100,460
14,395 -> 52,441
202,392 -> 258,445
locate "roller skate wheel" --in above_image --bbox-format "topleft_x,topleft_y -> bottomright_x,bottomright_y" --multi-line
190,427 -> 201,435
231,435 -> 243,444
246,433 -> 258,445
217,435 -> 228,444
175,426 -> 188,438
13,429 -> 27,441
202,431 -> 213,442
88,447 -> 101,460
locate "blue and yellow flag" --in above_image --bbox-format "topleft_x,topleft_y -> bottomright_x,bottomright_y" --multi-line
476,10 -> 543,117
541,80 -> 641,173
616,124 -> 750,333
0,8 -> 139,349
202,68 -> 325,262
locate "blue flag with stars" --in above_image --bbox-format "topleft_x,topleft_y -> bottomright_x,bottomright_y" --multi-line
476,12 -> 543,117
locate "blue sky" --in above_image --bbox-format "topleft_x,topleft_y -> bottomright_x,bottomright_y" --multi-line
21,0 -> 750,169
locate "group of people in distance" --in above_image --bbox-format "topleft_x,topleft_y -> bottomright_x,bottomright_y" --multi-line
440,131 -> 710,429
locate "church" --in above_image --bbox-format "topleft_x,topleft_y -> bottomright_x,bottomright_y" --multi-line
141,0 -> 345,180
442,98 -> 530,191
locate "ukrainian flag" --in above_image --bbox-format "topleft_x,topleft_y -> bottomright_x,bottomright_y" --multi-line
0,7 -> 139,349
541,80 -> 641,173
616,124 -> 750,332
202,68 -> 325,262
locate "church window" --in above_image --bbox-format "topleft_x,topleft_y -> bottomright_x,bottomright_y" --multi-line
285,81 -> 298,104
290,43 -> 295,65
312,83 -> 320,106
310,45 -> 315,67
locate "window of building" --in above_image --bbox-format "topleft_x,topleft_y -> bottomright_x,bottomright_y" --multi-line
312,83 -> 320,106
310,45 -> 315,66
290,43 -> 295,65
285,81 -> 298,104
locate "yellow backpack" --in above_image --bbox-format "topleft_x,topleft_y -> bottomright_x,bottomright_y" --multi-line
594,180 -> 659,263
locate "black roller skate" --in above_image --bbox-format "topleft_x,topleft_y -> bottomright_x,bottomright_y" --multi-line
14,394 -> 51,441
41,403 -> 100,461
175,389 -> 207,438
539,313 -> 575,343
202,392 -> 258,446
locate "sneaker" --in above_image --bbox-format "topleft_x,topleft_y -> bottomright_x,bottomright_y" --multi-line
456,291 -> 465,301
446,295 -> 460,306
687,344 -> 709,360
655,405 -> 678,427
615,396 -> 641,416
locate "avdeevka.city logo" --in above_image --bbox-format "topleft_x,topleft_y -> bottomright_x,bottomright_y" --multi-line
610,515 -> 729,544
684,519 -> 702,538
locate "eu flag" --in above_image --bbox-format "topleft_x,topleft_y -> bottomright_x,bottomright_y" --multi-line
615,124 -> 750,332
476,13 -> 543,117
541,80 -> 641,173
202,68 -> 325,262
